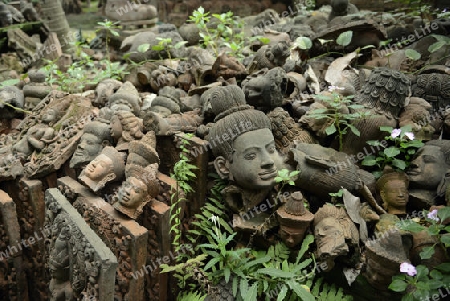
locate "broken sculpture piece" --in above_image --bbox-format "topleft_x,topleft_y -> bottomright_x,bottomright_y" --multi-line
79,146 -> 126,193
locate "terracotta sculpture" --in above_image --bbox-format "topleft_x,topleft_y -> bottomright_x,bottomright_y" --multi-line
241,67 -> 288,109
110,110 -> 144,151
399,97 -> 435,141
276,191 -> 314,248
248,41 -> 290,73
363,229 -> 410,290
412,73 -> 450,113
341,67 -> 411,155
313,204 -> 359,270
376,171 -> 409,215
108,81 -> 141,115
79,146 -> 126,192
113,134 -> 160,219
407,140 -> 450,208
93,78 -> 122,107
69,121 -> 113,169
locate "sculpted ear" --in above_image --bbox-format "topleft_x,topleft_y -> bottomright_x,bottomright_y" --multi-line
102,140 -> 111,147
214,156 -> 230,179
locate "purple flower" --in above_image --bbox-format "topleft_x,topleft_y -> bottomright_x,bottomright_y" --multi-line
400,262 -> 417,276
391,128 -> 401,138
404,132 -> 415,140
427,209 -> 439,222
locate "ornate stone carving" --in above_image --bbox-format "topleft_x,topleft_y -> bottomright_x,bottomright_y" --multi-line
376,171 -> 409,216
412,73 -> 450,113
110,110 -> 144,151
248,41 -> 290,73
44,188 -> 118,301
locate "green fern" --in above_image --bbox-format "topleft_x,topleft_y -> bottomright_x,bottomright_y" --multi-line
177,290 -> 208,301
310,277 -> 353,301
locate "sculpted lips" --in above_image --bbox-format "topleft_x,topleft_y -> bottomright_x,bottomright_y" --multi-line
259,169 -> 277,180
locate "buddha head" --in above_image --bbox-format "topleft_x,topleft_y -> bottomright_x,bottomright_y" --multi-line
206,85 -> 284,191
376,171 -> 409,215
79,146 -> 125,192
70,121 -> 113,169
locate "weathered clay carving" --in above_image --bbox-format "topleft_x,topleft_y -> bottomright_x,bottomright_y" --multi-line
23,70 -> 52,110
93,79 -> 123,107
211,53 -> 248,80
399,97 -> 435,141
248,41 -> 290,73
276,191 -> 314,248
70,120 -> 112,169
241,67 -> 288,109
407,140 -> 450,208
79,146 -> 126,192
314,204 -> 359,271
0,85 -> 24,119
376,171 -> 409,215
329,0 -> 359,20
108,81 -> 141,115
412,73 -> 450,113
110,110 -> 144,151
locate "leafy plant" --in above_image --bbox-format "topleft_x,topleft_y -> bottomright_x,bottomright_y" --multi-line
198,215 -> 316,301
396,207 -> 450,260
361,125 -> 424,178
310,277 -> 353,301
170,133 -> 198,254
274,168 -> 300,198
151,38 -> 188,62
308,86 -> 369,151
389,262 -> 450,301
336,31 -> 353,47
189,7 -> 245,57
428,34 -> 450,55
177,291 -> 208,301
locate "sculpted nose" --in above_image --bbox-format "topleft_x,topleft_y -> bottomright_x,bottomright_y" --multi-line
261,150 -> 274,169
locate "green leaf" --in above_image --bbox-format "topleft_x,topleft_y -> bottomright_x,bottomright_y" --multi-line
295,37 -> 312,49
233,277 -> 238,297
325,124 -> 337,135
388,279 -> 408,292
420,246 -> 435,260
277,285 -> 288,301
174,41 -> 188,49
361,44 -> 376,50
440,233 -> 450,246
361,155 -> 378,166
244,282 -> 258,301
258,37 -> 271,44
348,124 -> 360,136
435,262 -> 450,272
428,41 -> 447,53
240,278 -> 249,298
296,234 -> 314,264
405,49 -> 421,61
392,159 -> 406,170
204,257 -> 221,271
287,281 -> 314,301
256,268 -> 296,278
384,147 -> 401,158
398,221 -> 426,232
336,31 -> 353,46
224,267 -> 231,283
438,207 -> 450,221
110,30 -> 120,37
380,126 -> 393,133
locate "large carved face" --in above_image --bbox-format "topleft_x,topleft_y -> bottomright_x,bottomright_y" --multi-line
84,154 -> 114,181
314,217 -> 348,258
380,179 -> 408,214
71,133 -> 104,168
42,109 -> 57,124
407,145 -> 446,189
118,177 -> 147,209
227,128 -> 283,190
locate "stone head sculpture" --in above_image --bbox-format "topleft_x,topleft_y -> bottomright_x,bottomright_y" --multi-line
108,81 -> 141,115
70,121 -> 113,169
376,171 -> 409,215
79,146 -> 126,192
113,133 -> 160,219
113,163 -> 159,219
206,85 -> 284,192
110,110 -> 144,151
276,191 -> 314,248
313,204 -> 359,270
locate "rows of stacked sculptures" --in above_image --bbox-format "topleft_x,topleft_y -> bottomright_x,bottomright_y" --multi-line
1,1 -> 450,301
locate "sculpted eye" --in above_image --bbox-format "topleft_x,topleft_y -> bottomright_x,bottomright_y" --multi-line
244,153 -> 257,160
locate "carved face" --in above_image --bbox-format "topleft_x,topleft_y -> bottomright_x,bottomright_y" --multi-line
228,128 -> 283,190
314,217 -> 348,258
84,154 -> 114,181
407,145 -> 446,189
279,226 -> 306,248
42,109 -> 57,124
380,179 -> 408,214
71,133 -> 104,168
118,177 -> 147,209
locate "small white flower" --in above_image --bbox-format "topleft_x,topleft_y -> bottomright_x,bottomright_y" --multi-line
391,128 -> 401,138
328,85 -> 344,92
209,215 -> 219,225
404,132 -> 415,140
